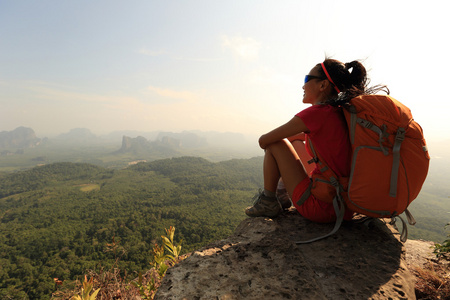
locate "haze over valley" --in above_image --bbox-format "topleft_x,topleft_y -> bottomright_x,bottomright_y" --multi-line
0,125 -> 448,243
0,126 -> 261,170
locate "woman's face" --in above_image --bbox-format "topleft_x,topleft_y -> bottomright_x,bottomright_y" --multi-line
302,65 -> 325,105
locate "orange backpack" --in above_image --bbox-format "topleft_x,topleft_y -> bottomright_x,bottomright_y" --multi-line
296,95 -> 430,243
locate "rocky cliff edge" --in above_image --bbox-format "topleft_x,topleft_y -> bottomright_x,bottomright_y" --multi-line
155,209 -> 440,300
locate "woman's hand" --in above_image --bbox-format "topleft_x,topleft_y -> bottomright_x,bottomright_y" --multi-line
258,134 -> 271,149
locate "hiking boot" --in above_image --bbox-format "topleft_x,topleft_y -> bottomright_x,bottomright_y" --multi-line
277,188 -> 292,209
245,190 -> 282,218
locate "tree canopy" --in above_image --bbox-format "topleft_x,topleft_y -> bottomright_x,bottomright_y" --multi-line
0,158 -> 263,299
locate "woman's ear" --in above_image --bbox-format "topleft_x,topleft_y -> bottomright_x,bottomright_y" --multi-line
319,80 -> 330,92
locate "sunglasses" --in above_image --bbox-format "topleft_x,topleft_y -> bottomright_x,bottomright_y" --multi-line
304,75 -> 324,84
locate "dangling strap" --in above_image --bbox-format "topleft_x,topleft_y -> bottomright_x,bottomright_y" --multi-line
390,215 -> 408,242
405,208 -> 416,225
296,184 -> 346,244
389,210 -> 416,242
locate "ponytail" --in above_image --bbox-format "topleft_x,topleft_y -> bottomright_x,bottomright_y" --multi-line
317,58 -> 389,107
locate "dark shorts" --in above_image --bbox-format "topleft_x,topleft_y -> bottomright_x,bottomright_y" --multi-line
292,177 -> 353,223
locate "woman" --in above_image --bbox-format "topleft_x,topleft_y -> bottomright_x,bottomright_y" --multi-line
245,58 -> 387,223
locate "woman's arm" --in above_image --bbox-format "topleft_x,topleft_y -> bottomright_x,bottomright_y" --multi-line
259,116 -> 309,149
287,132 -> 306,142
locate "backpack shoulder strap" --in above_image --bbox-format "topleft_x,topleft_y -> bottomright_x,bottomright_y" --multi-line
306,137 -> 337,180
296,137 -> 346,244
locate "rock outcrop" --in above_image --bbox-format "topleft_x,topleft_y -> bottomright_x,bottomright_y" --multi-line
156,209 -> 418,299
0,127 -> 41,148
119,136 -> 151,153
117,135 -> 181,156
156,131 -> 207,148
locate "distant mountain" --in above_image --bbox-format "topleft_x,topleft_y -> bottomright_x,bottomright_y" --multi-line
114,130 -> 260,162
119,136 -> 152,153
116,135 -> 180,156
56,128 -> 97,143
105,130 -> 160,141
156,131 -> 208,148
0,127 -> 41,149
106,130 -> 253,148
117,132 -> 213,155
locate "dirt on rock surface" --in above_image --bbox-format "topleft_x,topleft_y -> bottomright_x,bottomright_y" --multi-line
156,209 -> 418,299
404,239 -> 450,299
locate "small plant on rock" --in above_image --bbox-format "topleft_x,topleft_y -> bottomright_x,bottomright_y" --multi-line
71,276 -> 100,300
433,223 -> 450,258
132,226 -> 183,299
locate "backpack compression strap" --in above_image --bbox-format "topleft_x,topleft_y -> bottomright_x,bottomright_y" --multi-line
349,110 -> 406,198
390,128 -> 405,197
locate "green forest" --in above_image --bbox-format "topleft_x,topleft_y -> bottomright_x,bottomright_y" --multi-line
0,158 -> 264,299
0,156 -> 448,299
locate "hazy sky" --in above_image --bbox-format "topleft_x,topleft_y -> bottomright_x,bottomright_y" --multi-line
0,0 -> 448,143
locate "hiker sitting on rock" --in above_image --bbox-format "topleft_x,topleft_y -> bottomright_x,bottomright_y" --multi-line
245,58 -> 387,223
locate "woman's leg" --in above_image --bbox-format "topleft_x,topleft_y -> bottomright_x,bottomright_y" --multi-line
291,140 -> 316,175
263,139 -> 309,199
246,139 -> 310,218
276,140 -> 316,208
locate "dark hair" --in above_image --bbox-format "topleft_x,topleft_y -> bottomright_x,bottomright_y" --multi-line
316,58 -> 389,106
